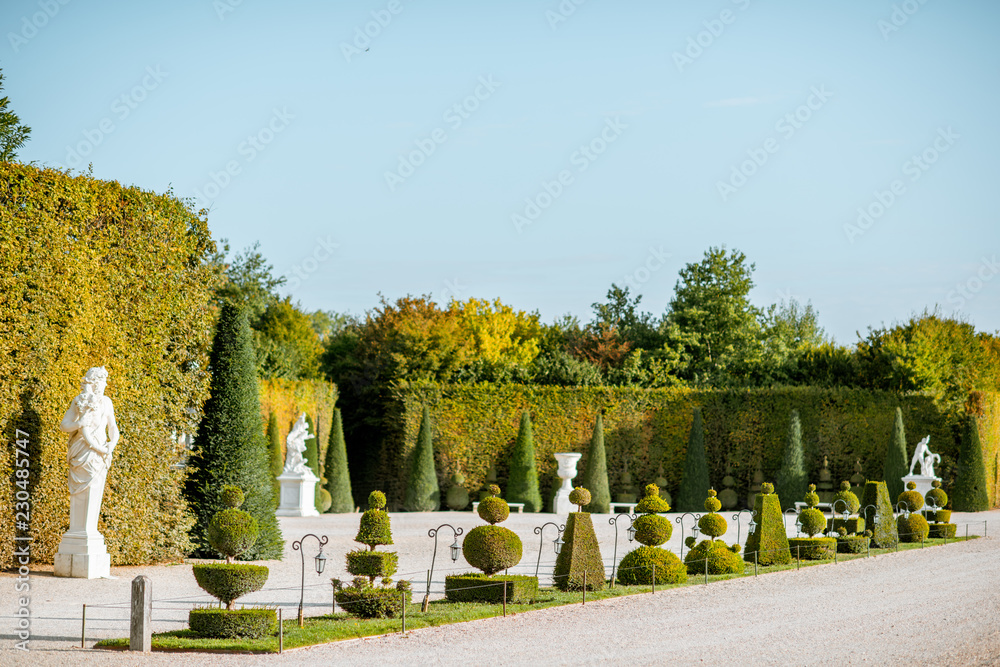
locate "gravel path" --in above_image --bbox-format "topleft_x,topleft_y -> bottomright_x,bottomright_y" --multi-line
3,511 -> 999,666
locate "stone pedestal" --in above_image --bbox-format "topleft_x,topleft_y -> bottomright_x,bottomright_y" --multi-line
552,452 -> 582,515
902,474 -> 940,501
276,469 -> 320,517
54,531 -> 111,579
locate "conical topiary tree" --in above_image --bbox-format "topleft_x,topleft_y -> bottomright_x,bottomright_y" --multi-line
774,410 -> 807,511
676,408 -> 709,512
616,484 -> 687,585
953,415 -> 989,512
184,302 -> 282,560
743,482 -> 792,566
266,412 -> 282,502
507,410 -> 542,513
554,487 -> 605,591
581,413 -> 610,514
404,405 -> 440,511
304,413 -> 320,479
324,407 -> 354,513
860,480 -> 898,549
884,407 -> 909,501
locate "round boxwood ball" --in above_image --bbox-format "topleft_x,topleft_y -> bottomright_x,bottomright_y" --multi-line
316,487 -> 332,513
220,485 -> 244,509
698,512 -> 727,538
898,488 -> 924,513
925,480 -> 948,509
616,546 -> 687,586
462,525 -> 522,575
761,482 -> 775,495
368,490 -> 387,510
804,484 -> 820,508
834,481 -> 860,514
477,496 -> 509,525
208,508 -> 259,559
633,513 -> 672,547
897,512 -> 930,542
684,538 -> 743,575
703,489 -> 722,513
636,484 -> 671,513
569,486 -> 591,510
798,508 -> 827,537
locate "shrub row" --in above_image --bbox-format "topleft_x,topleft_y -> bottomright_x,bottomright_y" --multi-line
188,607 -> 277,639
444,574 -> 539,603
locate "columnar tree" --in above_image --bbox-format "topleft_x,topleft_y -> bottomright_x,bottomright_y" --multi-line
507,410 -> 542,512
324,407 -> 354,513
266,413 -> 282,501
304,413 -> 320,479
676,408 -> 709,512
884,407 -> 908,501
403,405 -> 440,511
184,302 -> 283,559
952,415 -> 989,511
581,413 -> 610,513
775,410 -> 807,510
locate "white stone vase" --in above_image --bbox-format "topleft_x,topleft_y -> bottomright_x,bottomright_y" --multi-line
552,452 -> 582,514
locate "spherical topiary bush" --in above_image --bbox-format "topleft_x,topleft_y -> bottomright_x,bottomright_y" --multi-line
925,480 -> 948,510
633,513 -> 671,547
897,512 -> 930,543
635,483 -> 671,513
703,489 -> 722,513
898,481 -> 924,513
316,487 -> 333,513
569,486 -> 591,511
477,485 -> 510,525
355,492 -> 393,548
798,508 -> 826,537
368,490 -> 387,510
804,484 -> 820,508
698,512 -> 727,539
220,485 -> 245,509
616,546 -> 687,586
684,539 -> 742,575
446,472 -> 470,511
761,482 -> 775,495
835,481 -> 860,515
192,563 -> 269,610
462,525 -> 522,575
208,508 -> 260,562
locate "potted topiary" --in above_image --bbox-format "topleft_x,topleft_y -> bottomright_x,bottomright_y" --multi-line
684,489 -> 742,575
896,481 -> 930,543
616,484 -> 687,586
743,482 -> 792,566
787,485 -> 836,560
553,487 -> 605,591
189,486 -> 276,639
336,491 -> 409,618
925,480 -> 956,539
445,485 -> 537,603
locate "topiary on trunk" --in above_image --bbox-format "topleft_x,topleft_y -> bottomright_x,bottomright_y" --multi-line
184,302 -> 282,560
507,410 -> 542,513
446,472 -> 470,511
884,407 -> 909,502
676,408 -> 709,512
463,485 -> 522,576
324,407 -> 354,513
403,405 -> 440,511
685,490 -> 741,575
952,414 -> 989,512
617,483 -> 685,585
345,490 -> 396,584
581,413 -> 610,513
774,410 -> 807,511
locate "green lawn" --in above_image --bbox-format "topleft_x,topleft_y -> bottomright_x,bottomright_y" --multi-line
94,535 -> 977,654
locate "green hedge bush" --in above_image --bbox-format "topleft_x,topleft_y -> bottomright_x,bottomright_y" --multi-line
345,550 -> 398,580
860,481 -> 898,549
192,564 -> 269,608
837,535 -> 869,554
463,526 -> 522,575
403,405 -> 440,511
897,513 -> 930,542
188,607 -> 276,639
788,537 -> 836,560
616,546 -> 687,586
633,514 -> 672,546
553,512 -> 604,591
444,574 -> 538,603
336,585 -> 409,618
207,508 -> 259,562
581,413 -> 611,513
743,488 -> 791,566
684,539 -> 742,574
928,523 -> 957,539
953,414 -> 989,511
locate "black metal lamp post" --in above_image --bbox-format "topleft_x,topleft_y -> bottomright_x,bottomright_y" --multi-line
831,499 -> 851,535
675,512 -> 701,560
292,533 -> 329,627
608,513 -> 636,587
533,522 -> 565,579
424,524 -> 463,612
732,509 -> 756,545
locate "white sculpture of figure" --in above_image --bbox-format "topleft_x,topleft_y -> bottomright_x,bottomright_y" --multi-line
909,436 -> 940,478
283,413 -> 312,475
54,367 -> 118,578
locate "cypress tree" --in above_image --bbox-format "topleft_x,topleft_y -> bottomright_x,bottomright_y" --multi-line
884,407 -> 908,501
184,303 -> 283,560
266,412 -> 282,501
507,410 -> 543,513
303,413 -> 320,479
403,405 -> 440,511
774,410 -> 807,511
324,407 -> 354,513
676,408 -> 709,512
953,415 -> 989,511
581,413 -> 610,513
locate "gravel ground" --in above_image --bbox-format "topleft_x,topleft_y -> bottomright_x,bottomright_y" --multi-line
3,510 -> 998,666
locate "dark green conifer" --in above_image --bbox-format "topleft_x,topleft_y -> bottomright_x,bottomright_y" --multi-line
266,412 -> 282,501
507,410 -> 543,513
676,408 -> 709,512
953,415 -> 989,511
775,410 -> 807,510
403,405 -> 440,511
581,413 -> 610,513
884,407 -> 908,501
324,407 -> 354,513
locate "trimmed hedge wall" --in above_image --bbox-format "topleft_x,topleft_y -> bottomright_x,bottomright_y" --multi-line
444,574 -> 538,603
377,383 -> 992,512
188,607 -> 277,639
0,164 -> 219,567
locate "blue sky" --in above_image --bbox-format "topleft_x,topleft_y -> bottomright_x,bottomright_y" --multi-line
4,0 -> 998,343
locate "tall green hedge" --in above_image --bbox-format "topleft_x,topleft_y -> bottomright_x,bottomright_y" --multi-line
0,164 -> 219,567
884,407 -> 909,501
581,413 -> 610,513
266,413 -> 281,500
676,408 -> 709,511
373,383 -> 991,511
953,415 -> 989,511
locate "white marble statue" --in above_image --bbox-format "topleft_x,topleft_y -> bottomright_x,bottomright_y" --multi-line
909,436 -> 940,478
282,413 -> 312,475
55,366 -> 118,578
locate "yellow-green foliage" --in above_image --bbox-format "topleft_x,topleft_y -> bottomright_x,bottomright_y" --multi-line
0,164 -> 219,567
834,481 -> 860,514
616,545 -> 687,586
798,508 -> 826,537
898,482 -> 924,513
379,383 -> 981,511
553,512 -> 604,591
258,378 -> 337,464
897,513 -> 930,542
633,513 -> 672,546
684,538 -> 742,574
788,537 -> 836,560
860,481 -> 898,549
743,490 -> 791,565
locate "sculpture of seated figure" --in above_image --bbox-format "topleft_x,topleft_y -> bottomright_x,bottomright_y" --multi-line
908,436 -> 940,478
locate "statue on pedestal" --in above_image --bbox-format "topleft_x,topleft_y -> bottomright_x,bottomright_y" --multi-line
909,436 -> 940,478
55,367 -> 118,578
276,412 -> 319,517
282,413 -> 311,475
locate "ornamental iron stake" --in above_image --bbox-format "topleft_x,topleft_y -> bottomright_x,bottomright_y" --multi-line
292,533 -> 329,627
652,562 -> 656,593
278,608 -> 283,653
502,581 -> 507,617
426,524 -> 464,612
401,591 -> 406,633
582,571 -> 587,605
81,604 -> 86,649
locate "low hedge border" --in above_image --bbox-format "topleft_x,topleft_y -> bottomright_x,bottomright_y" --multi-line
336,586 -> 411,618
444,574 -> 538,603
787,537 -> 837,561
928,523 -> 957,539
188,607 -> 276,639
837,535 -> 870,554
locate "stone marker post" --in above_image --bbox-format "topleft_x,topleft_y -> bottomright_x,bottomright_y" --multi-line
130,575 -> 151,652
